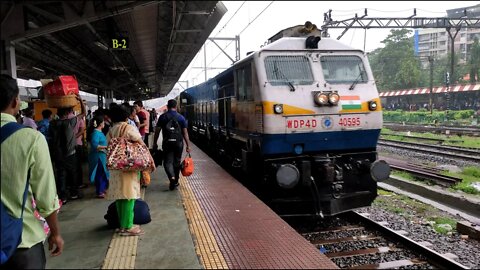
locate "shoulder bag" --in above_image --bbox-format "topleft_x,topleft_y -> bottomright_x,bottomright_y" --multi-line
107,123 -> 154,171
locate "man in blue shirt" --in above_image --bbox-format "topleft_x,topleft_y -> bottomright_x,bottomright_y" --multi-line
153,99 -> 191,190
37,109 -> 52,140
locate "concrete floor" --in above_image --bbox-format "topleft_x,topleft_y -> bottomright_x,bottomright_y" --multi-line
45,166 -> 201,269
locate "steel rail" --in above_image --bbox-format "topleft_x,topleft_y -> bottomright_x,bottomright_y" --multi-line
378,140 -> 480,162
348,211 -> 470,270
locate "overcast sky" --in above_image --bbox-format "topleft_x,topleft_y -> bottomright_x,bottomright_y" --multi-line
177,1 -> 476,88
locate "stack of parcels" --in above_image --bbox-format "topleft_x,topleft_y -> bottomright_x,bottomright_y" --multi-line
44,75 -> 79,108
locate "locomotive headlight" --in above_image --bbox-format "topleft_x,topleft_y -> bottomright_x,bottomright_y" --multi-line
273,104 -> 283,114
314,92 -> 329,106
368,100 -> 378,111
276,164 -> 300,189
328,93 -> 340,105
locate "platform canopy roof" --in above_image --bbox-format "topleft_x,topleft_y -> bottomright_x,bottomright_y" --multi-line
1,1 -> 227,100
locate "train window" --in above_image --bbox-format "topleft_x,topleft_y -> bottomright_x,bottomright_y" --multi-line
237,69 -> 246,100
264,56 -> 313,86
236,64 -> 253,101
320,55 -> 368,84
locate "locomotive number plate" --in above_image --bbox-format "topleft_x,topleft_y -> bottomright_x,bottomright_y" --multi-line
338,117 -> 361,127
286,118 -> 318,130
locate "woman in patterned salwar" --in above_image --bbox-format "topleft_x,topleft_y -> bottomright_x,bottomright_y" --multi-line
106,105 -> 146,236
87,114 -> 109,198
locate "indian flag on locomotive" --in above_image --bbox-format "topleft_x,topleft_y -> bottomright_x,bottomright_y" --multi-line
340,95 -> 362,110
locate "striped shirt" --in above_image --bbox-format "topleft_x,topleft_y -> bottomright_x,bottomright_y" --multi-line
1,113 -> 60,248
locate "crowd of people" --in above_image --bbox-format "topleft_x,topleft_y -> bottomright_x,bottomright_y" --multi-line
1,74 -> 191,269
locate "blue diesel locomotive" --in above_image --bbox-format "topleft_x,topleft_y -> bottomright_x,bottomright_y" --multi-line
179,24 -> 390,217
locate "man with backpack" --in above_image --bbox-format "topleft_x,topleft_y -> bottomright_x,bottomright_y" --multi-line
153,99 -> 191,190
48,96 -> 86,204
1,74 -> 63,268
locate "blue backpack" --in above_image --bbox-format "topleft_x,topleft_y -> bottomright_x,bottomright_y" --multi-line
1,122 -> 29,264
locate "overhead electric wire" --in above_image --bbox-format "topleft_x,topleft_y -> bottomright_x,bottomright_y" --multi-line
214,1 -> 247,37
208,2 -> 274,67
368,8 -> 417,13
416,8 -> 448,15
192,1 -> 275,81
182,1 -> 246,86
238,1 -> 275,35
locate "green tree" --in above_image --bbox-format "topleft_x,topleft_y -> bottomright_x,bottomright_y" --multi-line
432,52 -> 464,86
395,55 -> 422,88
368,29 -> 422,91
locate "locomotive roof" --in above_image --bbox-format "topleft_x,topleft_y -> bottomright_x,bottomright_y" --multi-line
260,37 -> 362,52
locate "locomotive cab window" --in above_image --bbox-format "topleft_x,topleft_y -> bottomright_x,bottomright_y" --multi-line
236,64 -> 253,101
320,55 -> 368,84
264,55 -> 314,86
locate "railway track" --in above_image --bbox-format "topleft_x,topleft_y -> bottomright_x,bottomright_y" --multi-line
379,156 -> 462,187
378,139 -> 480,163
291,212 -> 469,269
383,123 -> 480,137
381,133 -> 466,145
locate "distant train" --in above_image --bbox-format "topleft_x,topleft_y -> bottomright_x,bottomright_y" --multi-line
179,23 -> 390,217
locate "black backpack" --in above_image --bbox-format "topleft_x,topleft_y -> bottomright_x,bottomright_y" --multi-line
163,114 -> 183,143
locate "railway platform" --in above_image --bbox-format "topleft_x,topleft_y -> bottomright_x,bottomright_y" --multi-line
45,144 -> 337,269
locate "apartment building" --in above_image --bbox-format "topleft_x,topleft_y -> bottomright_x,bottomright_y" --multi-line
415,4 -> 480,68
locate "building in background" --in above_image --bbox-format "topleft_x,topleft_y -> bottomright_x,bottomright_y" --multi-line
417,3 -> 480,68
448,4 -> 480,64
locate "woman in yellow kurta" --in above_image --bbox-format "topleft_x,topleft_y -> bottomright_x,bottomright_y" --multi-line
106,105 -> 145,236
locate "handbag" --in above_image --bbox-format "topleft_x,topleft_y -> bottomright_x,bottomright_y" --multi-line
181,153 -> 194,177
107,123 -> 154,171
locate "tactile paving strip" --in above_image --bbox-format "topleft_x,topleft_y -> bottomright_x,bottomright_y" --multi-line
101,187 -> 146,269
179,173 -> 229,269
102,234 -> 137,269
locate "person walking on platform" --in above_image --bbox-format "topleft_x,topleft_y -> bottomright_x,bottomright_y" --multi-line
153,99 -> 191,191
148,108 -> 157,148
106,105 -> 145,236
133,100 -> 150,146
87,114 -> 110,198
1,74 -> 64,268
48,96 -> 86,204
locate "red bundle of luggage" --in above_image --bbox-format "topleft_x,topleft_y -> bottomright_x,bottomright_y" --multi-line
44,75 -> 79,108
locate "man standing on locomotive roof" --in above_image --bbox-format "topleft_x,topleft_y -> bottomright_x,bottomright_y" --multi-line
153,99 -> 191,191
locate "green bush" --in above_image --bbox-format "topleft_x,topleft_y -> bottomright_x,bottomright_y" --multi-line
383,110 -> 475,124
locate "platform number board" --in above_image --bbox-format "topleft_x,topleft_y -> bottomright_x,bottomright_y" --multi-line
111,37 -> 129,50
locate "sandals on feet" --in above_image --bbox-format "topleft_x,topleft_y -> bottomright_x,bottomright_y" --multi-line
120,227 -> 144,236
115,225 -> 140,234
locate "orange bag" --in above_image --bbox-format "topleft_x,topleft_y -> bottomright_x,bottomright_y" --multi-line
181,153 -> 194,177
141,171 -> 151,186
